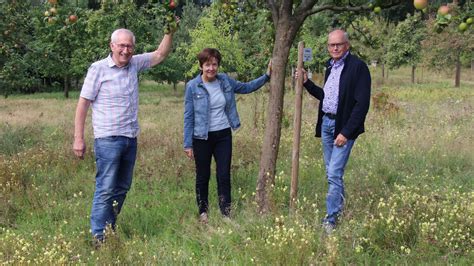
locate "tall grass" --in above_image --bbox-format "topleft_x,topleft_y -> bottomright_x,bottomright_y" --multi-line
0,67 -> 473,264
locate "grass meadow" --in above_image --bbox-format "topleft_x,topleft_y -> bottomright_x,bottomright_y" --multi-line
1,67 -> 473,264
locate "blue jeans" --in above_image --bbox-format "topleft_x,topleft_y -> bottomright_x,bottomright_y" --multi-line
193,128 -> 232,216
321,115 -> 354,225
91,136 -> 137,238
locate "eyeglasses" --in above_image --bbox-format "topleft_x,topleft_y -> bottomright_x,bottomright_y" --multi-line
114,43 -> 135,51
327,42 -> 347,49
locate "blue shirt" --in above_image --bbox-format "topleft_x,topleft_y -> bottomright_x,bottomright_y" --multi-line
322,51 -> 349,114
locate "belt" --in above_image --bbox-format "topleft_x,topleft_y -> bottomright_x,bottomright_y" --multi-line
323,112 -> 337,120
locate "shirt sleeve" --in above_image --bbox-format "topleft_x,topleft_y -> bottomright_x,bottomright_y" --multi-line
80,64 -> 101,101
131,52 -> 154,72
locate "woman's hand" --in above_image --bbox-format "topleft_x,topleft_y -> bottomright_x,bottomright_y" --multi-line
184,148 -> 194,160
266,59 -> 272,77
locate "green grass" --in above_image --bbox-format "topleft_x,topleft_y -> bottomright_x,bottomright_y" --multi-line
0,67 -> 473,264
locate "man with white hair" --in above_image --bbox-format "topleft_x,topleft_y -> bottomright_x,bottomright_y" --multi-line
73,28 -> 174,245
298,29 -> 371,234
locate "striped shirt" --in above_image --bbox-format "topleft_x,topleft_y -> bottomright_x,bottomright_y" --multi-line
80,53 -> 153,139
322,51 -> 349,115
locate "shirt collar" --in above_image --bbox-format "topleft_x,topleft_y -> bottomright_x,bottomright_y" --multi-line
330,51 -> 349,68
106,53 -> 130,68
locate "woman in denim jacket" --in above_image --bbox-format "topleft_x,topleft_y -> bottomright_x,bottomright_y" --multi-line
183,48 -> 271,223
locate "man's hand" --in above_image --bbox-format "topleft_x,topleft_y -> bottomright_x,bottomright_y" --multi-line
73,138 -> 86,159
295,68 -> 308,83
73,97 -> 90,160
334,133 -> 347,147
184,148 -> 194,160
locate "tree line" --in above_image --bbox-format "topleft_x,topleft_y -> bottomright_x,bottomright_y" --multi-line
0,0 -> 472,98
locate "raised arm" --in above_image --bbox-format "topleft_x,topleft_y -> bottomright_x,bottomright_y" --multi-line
150,33 -> 173,67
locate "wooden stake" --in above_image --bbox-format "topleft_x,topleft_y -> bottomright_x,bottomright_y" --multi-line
290,41 -> 304,211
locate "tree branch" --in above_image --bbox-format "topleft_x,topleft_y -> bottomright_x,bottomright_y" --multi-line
304,0 -> 403,17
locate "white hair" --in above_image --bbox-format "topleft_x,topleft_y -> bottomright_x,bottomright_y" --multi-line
329,29 -> 350,42
110,28 -> 135,44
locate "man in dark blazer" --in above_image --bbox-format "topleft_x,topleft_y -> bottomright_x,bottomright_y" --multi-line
298,29 -> 371,233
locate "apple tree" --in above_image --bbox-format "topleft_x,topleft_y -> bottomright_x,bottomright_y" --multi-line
30,0 -> 87,97
185,4 -> 251,78
0,1 -> 38,97
386,12 -> 426,83
422,2 -> 473,87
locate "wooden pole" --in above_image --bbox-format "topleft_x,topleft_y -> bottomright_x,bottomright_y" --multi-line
290,42 -> 304,211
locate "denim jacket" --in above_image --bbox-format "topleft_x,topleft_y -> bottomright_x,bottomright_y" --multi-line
183,73 -> 269,149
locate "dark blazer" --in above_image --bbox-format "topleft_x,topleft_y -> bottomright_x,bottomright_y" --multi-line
303,52 -> 371,140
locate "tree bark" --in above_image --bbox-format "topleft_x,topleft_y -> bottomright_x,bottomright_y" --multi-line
64,75 -> 70,98
256,2 -> 305,212
455,53 -> 461,88
290,42 -> 304,211
256,30 -> 294,214
382,63 -> 385,79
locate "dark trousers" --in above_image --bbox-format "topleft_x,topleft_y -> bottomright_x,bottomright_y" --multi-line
193,128 -> 232,216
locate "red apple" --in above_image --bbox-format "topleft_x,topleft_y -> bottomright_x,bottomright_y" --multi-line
170,0 -> 176,9
69,15 -> 78,23
48,0 -> 58,4
437,5 -> 450,16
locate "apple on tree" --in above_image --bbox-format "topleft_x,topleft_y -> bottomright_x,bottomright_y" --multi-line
162,0 -> 179,34
69,15 -> 78,23
413,0 -> 428,10
458,22 -> 468,32
438,5 -> 450,16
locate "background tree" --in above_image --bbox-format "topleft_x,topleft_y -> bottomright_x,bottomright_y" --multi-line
184,5 -> 250,78
0,1 -> 37,97
422,2 -> 473,87
386,12 -> 426,83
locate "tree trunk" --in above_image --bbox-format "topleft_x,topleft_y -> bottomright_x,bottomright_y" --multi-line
411,65 -> 416,84
381,63 -> 385,80
64,75 -> 70,98
173,82 -> 177,96
455,53 -> 461,88
471,59 -> 473,73
256,17 -> 299,214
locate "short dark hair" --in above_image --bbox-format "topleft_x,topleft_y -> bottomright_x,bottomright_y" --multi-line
197,48 -> 221,67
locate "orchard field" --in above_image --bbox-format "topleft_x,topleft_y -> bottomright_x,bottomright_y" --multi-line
1,0 -> 474,264
1,67 -> 473,264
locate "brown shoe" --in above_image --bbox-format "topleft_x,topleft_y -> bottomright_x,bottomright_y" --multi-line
199,212 -> 209,224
